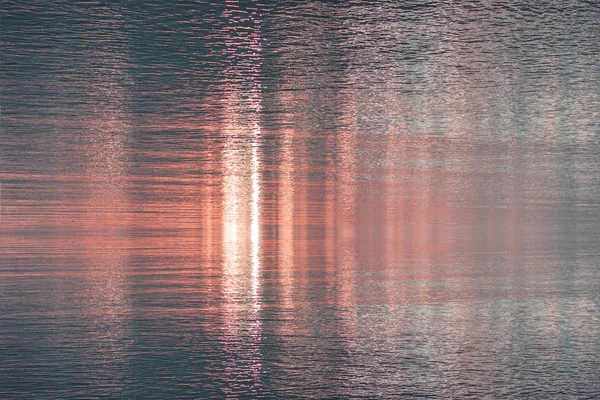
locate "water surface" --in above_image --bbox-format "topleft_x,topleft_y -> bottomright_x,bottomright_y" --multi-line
2,1 -> 600,398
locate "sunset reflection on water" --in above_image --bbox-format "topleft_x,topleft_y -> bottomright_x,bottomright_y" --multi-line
2,0 -> 600,398
3,68 -> 598,397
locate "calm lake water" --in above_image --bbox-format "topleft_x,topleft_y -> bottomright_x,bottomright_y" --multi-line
2,1 -> 600,398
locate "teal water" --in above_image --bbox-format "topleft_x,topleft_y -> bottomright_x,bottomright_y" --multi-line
2,1 -> 600,398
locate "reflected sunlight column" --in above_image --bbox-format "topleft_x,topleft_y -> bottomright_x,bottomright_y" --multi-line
335,90 -> 359,323
216,0 -> 265,393
77,9 -> 133,391
278,127 -> 296,310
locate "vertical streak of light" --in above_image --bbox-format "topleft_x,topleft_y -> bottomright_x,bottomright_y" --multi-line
78,13 -> 131,386
249,130 -> 262,386
251,137 -> 260,298
383,122 -> 399,306
279,130 -> 295,310
337,90 -> 358,315
223,158 -> 240,278
218,1 -> 264,389
324,175 -> 336,279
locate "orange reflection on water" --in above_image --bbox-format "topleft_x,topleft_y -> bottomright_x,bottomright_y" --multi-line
278,128 -> 296,311
216,1 -> 265,390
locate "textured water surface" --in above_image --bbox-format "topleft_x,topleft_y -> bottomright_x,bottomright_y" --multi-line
1,1 -> 600,398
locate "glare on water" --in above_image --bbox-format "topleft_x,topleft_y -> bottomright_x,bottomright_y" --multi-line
1,0 -> 599,398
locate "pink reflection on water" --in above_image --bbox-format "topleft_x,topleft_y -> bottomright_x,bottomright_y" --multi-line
217,1 -> 265,391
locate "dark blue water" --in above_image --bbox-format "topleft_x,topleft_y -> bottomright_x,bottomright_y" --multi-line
2,1 -> 600,398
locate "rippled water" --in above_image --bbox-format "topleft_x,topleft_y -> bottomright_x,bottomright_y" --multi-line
2,1 -> 600,398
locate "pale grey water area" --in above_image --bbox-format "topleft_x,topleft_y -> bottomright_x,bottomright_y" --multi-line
1,1 -> 600,398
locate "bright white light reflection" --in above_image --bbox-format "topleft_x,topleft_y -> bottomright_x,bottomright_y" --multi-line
223,170 -> 240,260
251,141 -> 261,298
250,141 -> 262,384
218,1 -> 264,390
